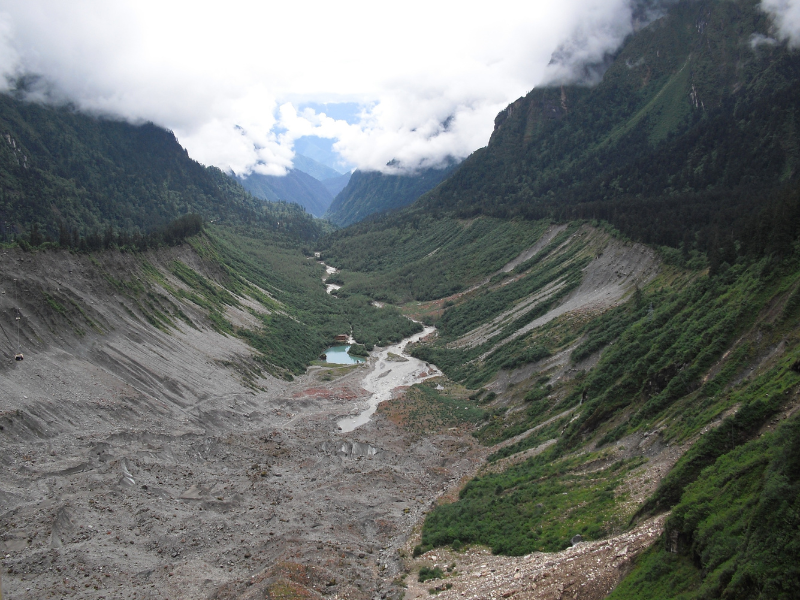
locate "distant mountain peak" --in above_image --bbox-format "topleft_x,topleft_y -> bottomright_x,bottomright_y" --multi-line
325,162 -> 459,227
238,168 -> 334,218
292,154 -> 344,181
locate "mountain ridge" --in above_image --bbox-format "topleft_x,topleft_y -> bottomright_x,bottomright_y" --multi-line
325,162 -> 459,227
419,0 -> 799,253
292,153 -> 344,181
238,168 -> 334,217
0,91 -> 323,243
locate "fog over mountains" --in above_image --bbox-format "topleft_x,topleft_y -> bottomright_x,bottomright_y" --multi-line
0,0 -> 742,177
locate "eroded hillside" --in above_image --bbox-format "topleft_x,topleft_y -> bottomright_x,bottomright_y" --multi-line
319,211 -> 800,599
0,236 -> 468,600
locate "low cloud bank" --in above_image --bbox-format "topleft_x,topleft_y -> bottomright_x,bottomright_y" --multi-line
761,0 -> 800,47
0,1 -> 691,175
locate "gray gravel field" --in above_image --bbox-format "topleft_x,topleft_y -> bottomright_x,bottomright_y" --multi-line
0,247 -> 483,599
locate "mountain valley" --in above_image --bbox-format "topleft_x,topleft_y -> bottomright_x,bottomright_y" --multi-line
0,238 -> 478,599
2,0 -> 800,599
237,155 -> 351,219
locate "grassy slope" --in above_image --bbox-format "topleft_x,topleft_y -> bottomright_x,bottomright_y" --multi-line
312,3 -> 800,594
318,215 -> 551,303
412,247 -> 800,598
322,206 -> 800,596
609,412 -> 800,600
193,226 -> 422,371
409,222 -> 602,387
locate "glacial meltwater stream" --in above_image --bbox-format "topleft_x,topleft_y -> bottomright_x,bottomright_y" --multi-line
324,264 -> 341,294
317,257 -> 442,432
337,325 -> 440,432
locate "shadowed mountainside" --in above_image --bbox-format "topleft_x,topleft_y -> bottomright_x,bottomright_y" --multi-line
0,93 -> 317,241
325,163 -> 458,228
237,169 -> 334,218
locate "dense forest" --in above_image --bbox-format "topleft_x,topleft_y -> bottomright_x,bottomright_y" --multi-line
0,90 -> 324,246
395,0 -> 800,263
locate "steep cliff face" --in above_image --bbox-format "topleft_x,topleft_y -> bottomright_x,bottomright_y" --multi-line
489,0 -> 773,149
489,85 -> 578,150
426,0 -> 800,226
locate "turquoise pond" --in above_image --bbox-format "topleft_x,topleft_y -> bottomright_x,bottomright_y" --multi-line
323,345 -> 366,365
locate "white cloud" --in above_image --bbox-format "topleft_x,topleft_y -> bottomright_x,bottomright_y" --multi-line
0,0 -> 653,175
762,0 -> 800,47
541,0 -> 636,85
0,11 -> 19,91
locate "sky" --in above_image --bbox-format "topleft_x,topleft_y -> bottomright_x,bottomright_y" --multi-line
0,0 -> 798,177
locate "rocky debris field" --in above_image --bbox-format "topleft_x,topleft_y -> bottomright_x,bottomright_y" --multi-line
1,348 -> 486,600
0,247 -> 487,599
401,515 -> 667,600
0,245 -> 676,600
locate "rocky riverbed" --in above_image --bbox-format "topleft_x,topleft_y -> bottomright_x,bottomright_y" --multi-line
338,326 -> 441,432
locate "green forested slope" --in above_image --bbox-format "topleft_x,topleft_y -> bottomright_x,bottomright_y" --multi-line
609,411 -> 800,600
320,0 -> 800,277
0,91 -> 321,242
417,251 -> 800,536
176,225 -> 422,376
318,215 -> 550,303
419,0 -> 800,255
316,1 -> 800,596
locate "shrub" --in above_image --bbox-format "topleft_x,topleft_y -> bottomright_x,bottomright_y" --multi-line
418,566 -> 444,583
348,343 -> 369,357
